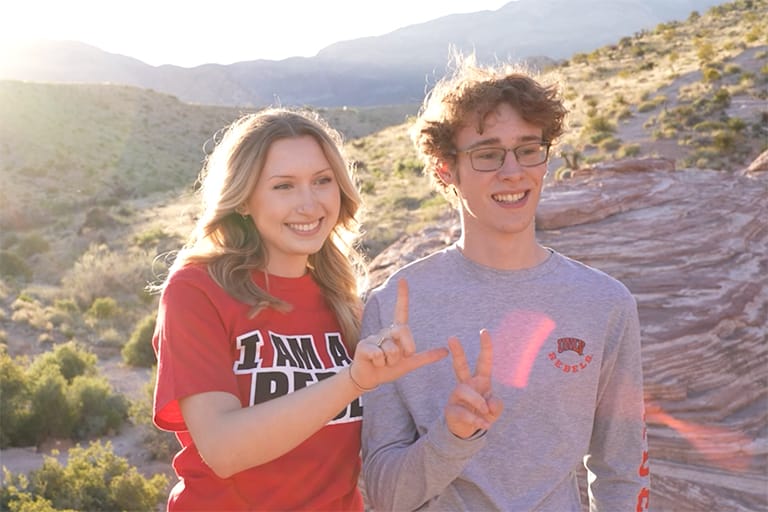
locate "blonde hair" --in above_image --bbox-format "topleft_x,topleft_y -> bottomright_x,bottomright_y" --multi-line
167,108 -> 365,347
411,53 -> 568,201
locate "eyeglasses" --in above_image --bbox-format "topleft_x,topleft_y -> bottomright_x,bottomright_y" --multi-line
454,141 -> 551,172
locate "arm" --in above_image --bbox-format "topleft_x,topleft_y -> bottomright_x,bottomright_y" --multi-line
585,296 -> 650,511
181,368 -> 361,478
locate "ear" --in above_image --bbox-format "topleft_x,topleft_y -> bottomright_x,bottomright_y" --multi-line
436,161 -> 455,186
235,204 -> 249,217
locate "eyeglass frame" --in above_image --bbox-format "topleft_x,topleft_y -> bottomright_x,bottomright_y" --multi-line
450,140 -> 552,172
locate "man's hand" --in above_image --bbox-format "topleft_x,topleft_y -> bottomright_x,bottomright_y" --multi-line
444,330 -> 504,438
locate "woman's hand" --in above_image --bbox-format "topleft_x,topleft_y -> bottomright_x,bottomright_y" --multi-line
350,279 -> 448,391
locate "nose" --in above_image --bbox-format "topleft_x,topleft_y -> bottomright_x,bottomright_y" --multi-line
296,185 -> 319,214
497,149 -> 524,178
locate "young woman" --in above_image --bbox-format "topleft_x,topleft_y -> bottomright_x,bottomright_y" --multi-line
152,108 -> 447,511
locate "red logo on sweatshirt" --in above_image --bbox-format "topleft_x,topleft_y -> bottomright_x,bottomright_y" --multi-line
548,337 -> 592,374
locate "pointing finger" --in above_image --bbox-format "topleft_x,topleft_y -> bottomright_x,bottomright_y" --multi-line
393,279 -> 409,326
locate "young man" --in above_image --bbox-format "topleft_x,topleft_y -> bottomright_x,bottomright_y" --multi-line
360,56 -> 650,511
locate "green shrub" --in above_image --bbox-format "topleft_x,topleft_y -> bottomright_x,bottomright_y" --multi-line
693,120 -> 727,132
712,130 -> 737,151
585,115 -> 616,134
67,376 -> 129,439
702,67 -> 721,83
16,234 -> 50,258
0,251 -> 32,281
712,88 -> 731,109
0,343 -> 128,447
122,313 -> 158,367
618,144 -> 642,158
61,244 -> 152,310
28,341 -> 96,383
1,441 -> 168,512
0,349 -> 29,448
86,297 -> 120,320
23,365 -> 74,444
133,228 -> 169,249
599,138 -> 622,151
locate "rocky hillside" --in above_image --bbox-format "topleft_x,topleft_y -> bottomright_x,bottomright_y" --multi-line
367,155 -> 768,511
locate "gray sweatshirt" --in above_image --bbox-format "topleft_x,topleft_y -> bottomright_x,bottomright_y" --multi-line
361,245 -> 649,511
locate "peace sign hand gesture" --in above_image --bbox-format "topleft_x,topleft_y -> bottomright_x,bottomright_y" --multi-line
349,279 -> 448,391
444,330 -> 504,439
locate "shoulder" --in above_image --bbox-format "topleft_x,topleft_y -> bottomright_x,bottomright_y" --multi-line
162,263 -> 226,302
552,252 -> 636,307
165,263 -> 212,289
367,247 -> 456,299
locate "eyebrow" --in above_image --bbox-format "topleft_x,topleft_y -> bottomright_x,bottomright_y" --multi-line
266,167 -> 333,180
460,134 -> 543,151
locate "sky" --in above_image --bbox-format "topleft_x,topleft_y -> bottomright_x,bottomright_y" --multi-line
1,0 -> 513,68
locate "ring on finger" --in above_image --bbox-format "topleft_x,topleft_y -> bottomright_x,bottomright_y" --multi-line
376,334 -> 387,347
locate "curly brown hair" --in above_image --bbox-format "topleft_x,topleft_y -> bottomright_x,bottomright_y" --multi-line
411,53 -> 568,200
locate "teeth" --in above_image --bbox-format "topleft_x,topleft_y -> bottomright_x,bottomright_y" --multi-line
493,192 -> 526,202
288,220 -> 320,232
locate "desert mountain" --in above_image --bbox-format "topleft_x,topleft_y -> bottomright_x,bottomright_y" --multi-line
0,0 -> 727,107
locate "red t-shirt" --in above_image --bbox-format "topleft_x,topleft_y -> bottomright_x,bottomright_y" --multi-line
153,265 -> 363,511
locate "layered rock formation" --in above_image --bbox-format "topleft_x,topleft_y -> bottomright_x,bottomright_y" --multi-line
366,160 -> 768,511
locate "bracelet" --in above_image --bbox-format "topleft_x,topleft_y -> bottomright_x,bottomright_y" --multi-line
347,366 -> 378,392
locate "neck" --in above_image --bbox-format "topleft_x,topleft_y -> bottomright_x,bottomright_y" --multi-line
456,230 -> 548,270
263,257 -> 309,278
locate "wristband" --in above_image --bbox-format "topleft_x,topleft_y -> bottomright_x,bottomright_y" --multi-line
347,366 -> 378,392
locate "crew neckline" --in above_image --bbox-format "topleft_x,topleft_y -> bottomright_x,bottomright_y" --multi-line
447,243 -> 559,282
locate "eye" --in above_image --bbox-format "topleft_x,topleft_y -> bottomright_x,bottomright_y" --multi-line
517,145 -> 540,156
473,148 -> 504,160
315,175 -> 334,185
272,182 -> 292,190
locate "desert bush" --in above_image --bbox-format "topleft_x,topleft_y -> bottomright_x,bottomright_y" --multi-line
727,117 -> 747,132
693,120 -> 727,132
1,233 -> 20,249
133,227 -> 170,249
122,312 -> 157,367
585,115 -> 616,135
0,251 -> 32,281
617,144 -> 642,158
393,158 -> 422,177
599,137 -> 622,152
0,349 -> 29,447
0,441 -> 168,512
67,375 -> 129,439
0,342 -> 128,447
712,130 -> 737,152
60,244 -> 153,310
15,234 -> 50,258
11,297 -> 51,331
711,88 -> 731,109
86,296 -> 120,320
22,365 -> 74,444
702,66 -> 722,83
28,340 -> 97,383
617,108 -> 633,120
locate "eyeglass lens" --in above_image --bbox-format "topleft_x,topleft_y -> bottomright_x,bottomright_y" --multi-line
470,142 -> 549,171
